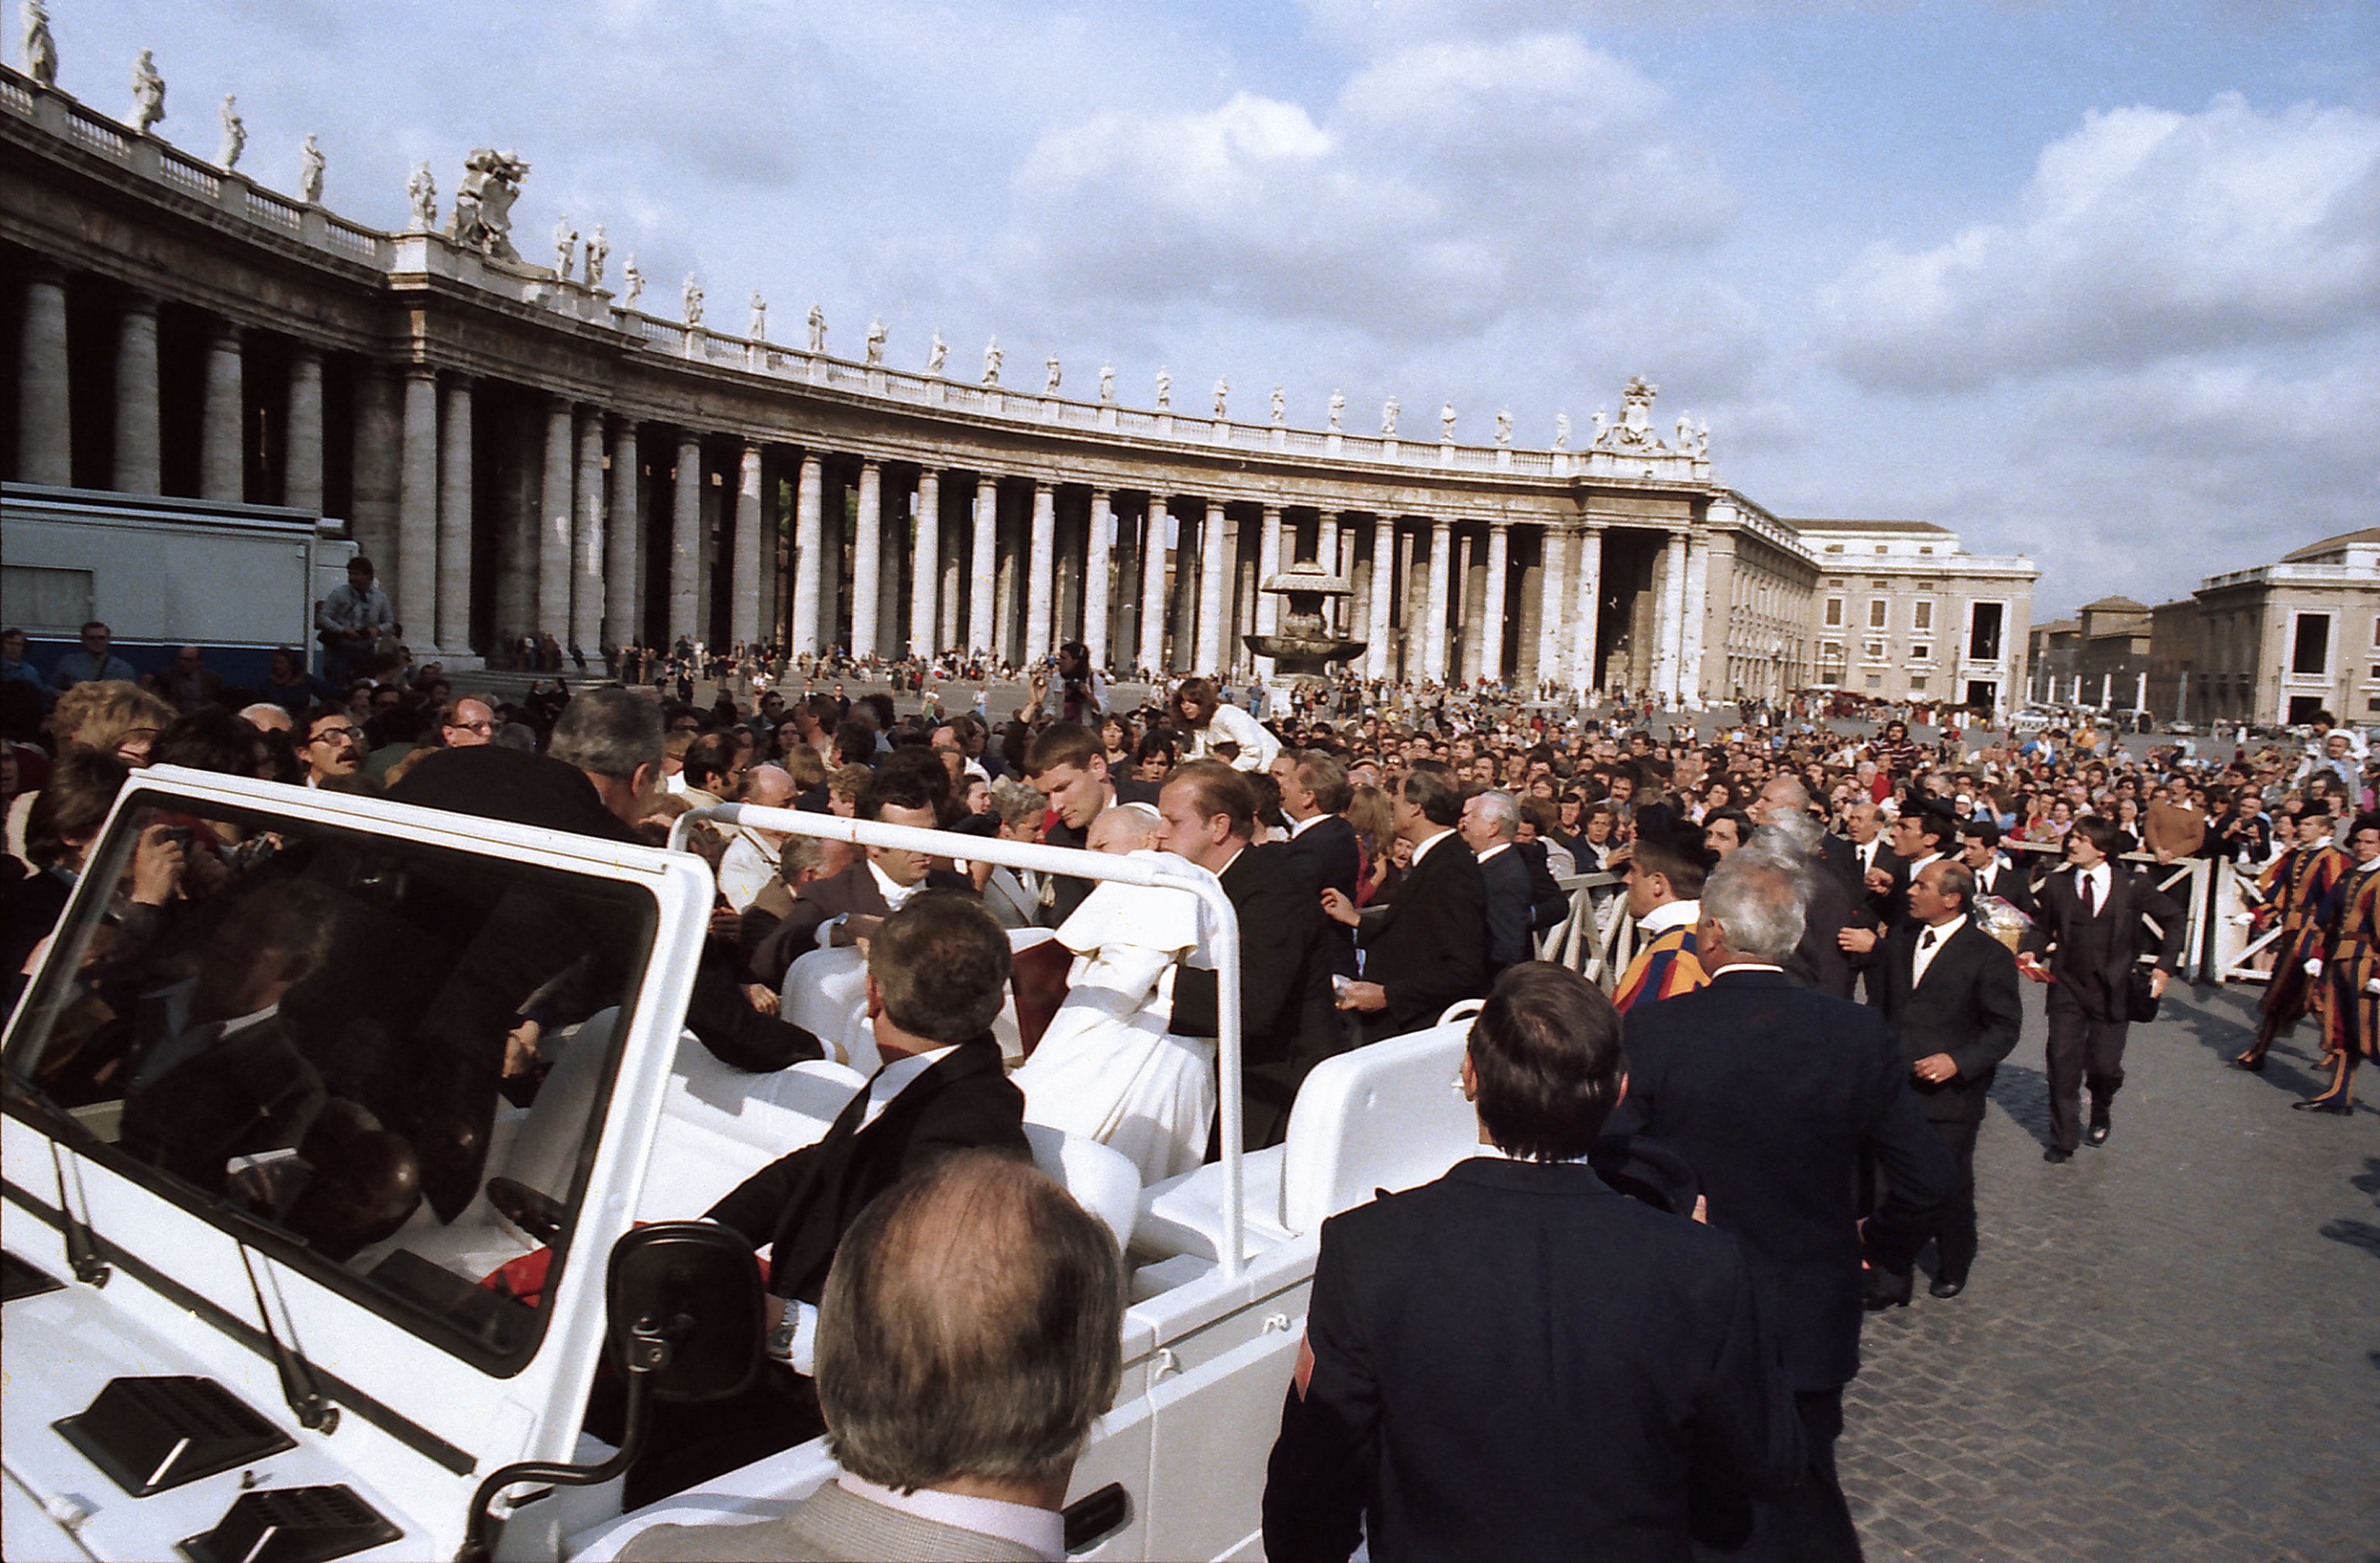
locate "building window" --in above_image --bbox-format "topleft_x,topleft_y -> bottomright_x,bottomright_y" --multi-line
1868,600 -> 1888,629
1864,674 -> 1883,688
1825,544 -> 1843,554
1910,675 -> 1928,690
1862,638 -> 1888,661
2370,611 -> 2379,648
1914,601 -> 1934,631
1969,601 -> 2005,661
1911,644 -> 1932,662
1870,579 -> 1888,589
1824,598 -> 1843,627
1919,546 -> 1935,555
1873,544 -> 1887,553
2291,612 -> 2332,676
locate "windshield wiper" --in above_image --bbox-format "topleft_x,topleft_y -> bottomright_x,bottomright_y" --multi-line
6,1070 -> 113,1286
235,1239 -> 340,1435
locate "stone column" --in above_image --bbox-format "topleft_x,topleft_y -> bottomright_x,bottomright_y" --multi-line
1025,480 -> 1056,665
1650,530 -> 1687,705
1569,528 -> 1602,694
284,347 -> 324,514
1423,518 -> 1452,683
537,399 -> 575,637
1251,503 -> 1284,680
729,440 -> 763,649
1083,487 -> 1112,670
1678,531 -> 1709,707
1536,525 -> 1567,687
1139,497 -> 1169,678
1361,518 -> 1390,675
910,469 -> 941,656
793,453 -> 824,654
1481,521 -> 1510,685
939,538 -> 962,653
394,365 -> 440,652
15,271 -> 71,486
1316,511 -> 1342,630
199,323 -> 246,501
968,476 -> 997,656
112,295 -> 161,494
435,376 -> 475,655
604,417 -> 640,651
670,432 -> 702,645
1196,504 -> 1228,674
349,367 -> 401,570
994,499 -> 1016,661
573,413 -> 608,654
852,459 -> 883,658
876,482 -> 902,653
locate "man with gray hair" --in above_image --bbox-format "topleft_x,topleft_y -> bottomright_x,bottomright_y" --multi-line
621,1151 -> 1117,1561
1458,787 -> 1533,970
1742,802 -> 1858,999
1609,854 -> 1956,1560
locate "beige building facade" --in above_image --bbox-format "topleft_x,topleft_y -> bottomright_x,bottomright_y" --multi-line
2144,530 -> 2380,727
1794,520 -> 2038,712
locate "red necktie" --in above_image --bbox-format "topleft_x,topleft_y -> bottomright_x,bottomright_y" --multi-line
2079,873 -> 2096,916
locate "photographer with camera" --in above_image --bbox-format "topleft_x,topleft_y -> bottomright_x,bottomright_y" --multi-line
1031,641 -> 1106,726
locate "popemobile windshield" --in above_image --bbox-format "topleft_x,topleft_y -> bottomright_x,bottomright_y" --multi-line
2,766 -> 1486,1561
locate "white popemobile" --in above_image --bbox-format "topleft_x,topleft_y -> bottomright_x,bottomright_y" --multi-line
2,766 -> 1484,1561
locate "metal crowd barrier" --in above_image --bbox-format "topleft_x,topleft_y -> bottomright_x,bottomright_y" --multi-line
1541,871 -> 1635,993
1996,839 -> 2212,981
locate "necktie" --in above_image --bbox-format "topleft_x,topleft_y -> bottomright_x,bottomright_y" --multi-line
1920,929 -> 1938,953
2079,873 -> 2096,915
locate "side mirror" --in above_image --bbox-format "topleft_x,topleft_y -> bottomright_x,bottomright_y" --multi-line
607,1221 -> 765,1404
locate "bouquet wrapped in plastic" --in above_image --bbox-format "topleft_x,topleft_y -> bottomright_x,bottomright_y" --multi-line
1972,893 -> 2034,954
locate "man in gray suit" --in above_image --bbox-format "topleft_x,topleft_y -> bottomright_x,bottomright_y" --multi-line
618,1151 -> 1123,1561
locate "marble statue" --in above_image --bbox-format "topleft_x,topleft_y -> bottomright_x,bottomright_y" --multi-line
406,163 -> 436,230
1495,408 -> 1513,446
129,48 -> 163,136
1155,367 -> 1171,411
927,331 -> 947,375
865,317 -> 886,366
22,0 -> 57,88
1270,386 -> 1286,426
1381,396 -> 1399,436
1044,356 -> 1061,394
621,256 -> 643,307
680,274 -> 703,327
982,336 -> 1002,386
1328,390 -> 1344,431
1099,364 -> 1115,404
1676,413 -> 1693,450
1553,411 -> 1570,450
807,304 -> 826,353
552,216 -> 576,280
583,225 -> 607,289
1695,419 -> 1710,459
1440,401 -> 1457,442
745,290 -> 764,338
298,134 -> 324,204
449,148 -> 529,259
1212,380 -> 1228,420
217,94 -> 244,169
1621,375 -> 1657,433
1591,407 -> 1608,443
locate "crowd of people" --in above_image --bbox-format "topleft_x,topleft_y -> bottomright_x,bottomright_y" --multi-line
5,596 -> 2378,1560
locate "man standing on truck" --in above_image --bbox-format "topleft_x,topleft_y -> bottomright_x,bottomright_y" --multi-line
315,556 -> 397,685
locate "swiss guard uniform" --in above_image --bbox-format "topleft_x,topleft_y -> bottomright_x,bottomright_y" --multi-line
2234,825 -> 2348,1071
2297,834 -> 2380,1114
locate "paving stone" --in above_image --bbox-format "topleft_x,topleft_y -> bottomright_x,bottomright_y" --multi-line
1839,981 -> 2378,1563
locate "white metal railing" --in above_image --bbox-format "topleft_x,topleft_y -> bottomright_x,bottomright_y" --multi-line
1996,840 -> 2213,981
1540,871 -> 1636,991
672,804 -> 1252,1276
2209,857 -> 2288,985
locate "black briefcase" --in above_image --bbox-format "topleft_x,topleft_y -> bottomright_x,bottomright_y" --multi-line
2127,961 -> 2162,1022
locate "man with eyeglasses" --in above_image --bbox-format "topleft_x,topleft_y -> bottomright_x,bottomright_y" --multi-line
439,696 -> 499,750
301,702 -> 368,789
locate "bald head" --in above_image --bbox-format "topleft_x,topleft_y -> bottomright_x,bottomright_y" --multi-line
1086,802 -> 1161,855
238,702 -> 293,733
742,762 -> 796,810
1752,775 -> 1814,823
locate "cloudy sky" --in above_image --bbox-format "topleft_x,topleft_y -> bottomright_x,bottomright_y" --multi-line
50,1 -> 2378,616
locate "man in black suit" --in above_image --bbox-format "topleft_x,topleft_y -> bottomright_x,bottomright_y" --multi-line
746,765 -> 968,991
1862,802 -> 1955,933
636,892 -> 1032,1504
2019,815 -> 2184,1160
1264,963 -> 1803,1562
1745,786 -> 1857,1000
1959,818 -> 2034,919
1610,854 -> 1958,1563
1327,761 -> 1491,1043
1273,748 -> 1362,978
1860,860 -> 2023,1303
1161,761 -> 1342,1149
1459,788 -> 1536,972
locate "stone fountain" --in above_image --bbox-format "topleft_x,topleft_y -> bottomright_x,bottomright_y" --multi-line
1243,558 -> 1367,703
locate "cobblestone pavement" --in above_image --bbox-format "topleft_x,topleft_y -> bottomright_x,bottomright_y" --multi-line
1842,978 -> 2378,1563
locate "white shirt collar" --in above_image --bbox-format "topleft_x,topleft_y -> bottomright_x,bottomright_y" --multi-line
1288,810 -> 1331,837
1639,898 -> 1700,936
836,1474 -> 1064,1561
868,857 -> 922,911
1476,840 -> 1512,863
1711,961 -> 1784,975
1410,826 -> 1456,865
2357,854 -> 2380,875
1917,914 -> 1966,947
860,1044 -> 958,1130
1478,1142 -> 1591,1166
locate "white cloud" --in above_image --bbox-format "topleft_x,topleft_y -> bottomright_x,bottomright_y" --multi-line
1824,93 -> 2380,391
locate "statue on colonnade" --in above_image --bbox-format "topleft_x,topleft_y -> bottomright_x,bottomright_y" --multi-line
406,162 -> 437,230
298,133 -> 325,203
217,94 -> 244,168
129,47 -> 163,135
1271,386 -> 1286,426
1328,390 -> 1344,431
1439,400 -> 1457,442
1554,411 -> 1570,450
449,148 -> 530,259
552,215 -> 576,280
583,225 -> 608,289
1045,356 -> 1061,394
22,0 -> 58,88
982,337 -> 1002,386
680,274 -> 703,326
1495,408 -> 1512,446
866,317 -> 886,365
807,304 -> 826,352
1212,379 -> 1229,419
747,290 -> 765,339
927,331 -> 947,375
1099,364 -> 1115,404
1381,396 -> 1399,436
1155,367 -> 1171,411
621,256 -> 644,307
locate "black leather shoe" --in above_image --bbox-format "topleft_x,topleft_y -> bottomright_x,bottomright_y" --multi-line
2085,1111 -> 2111,1146
2230,1055 -> 2266,1073
2044,1147 -> 2072,1163
1862,1269 -> 1913,1311
2290,1098 -> 2353,1115
1928,1277 -> 1967,1300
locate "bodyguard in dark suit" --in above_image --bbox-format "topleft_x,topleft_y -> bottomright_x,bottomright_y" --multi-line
1959,819 -> 2035,919
1460,790 -> 1536,971
1329,762 -> 1491,1043
638,893 -> 1031,1504
1861,860 -> 2023,1302
1609,854 -> 1957,1563
2020,816 -> 2184,1159
1265,964 -> 1802,1563
745,768 -> 972,989
1274,749 -> 1363,978
1162,763 -> 1342,1149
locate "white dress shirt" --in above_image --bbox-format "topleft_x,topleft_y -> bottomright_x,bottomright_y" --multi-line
2075,862 -> 2112,912
1408,826 -> 1456,867
1913,914 -> 1966,988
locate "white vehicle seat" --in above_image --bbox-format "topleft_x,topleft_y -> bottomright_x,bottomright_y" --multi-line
1022,1122 -> 1142,1253
782,927 -> 1056,1071
635,1046 -> 867,1221
1129,1015 -> 1477,1262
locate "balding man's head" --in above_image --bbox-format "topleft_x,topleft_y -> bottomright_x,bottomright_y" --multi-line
238,702 -> 293,733
1086,802 -> 1161,855
1752,775 -> 1813,823
742,762 -> 796,810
